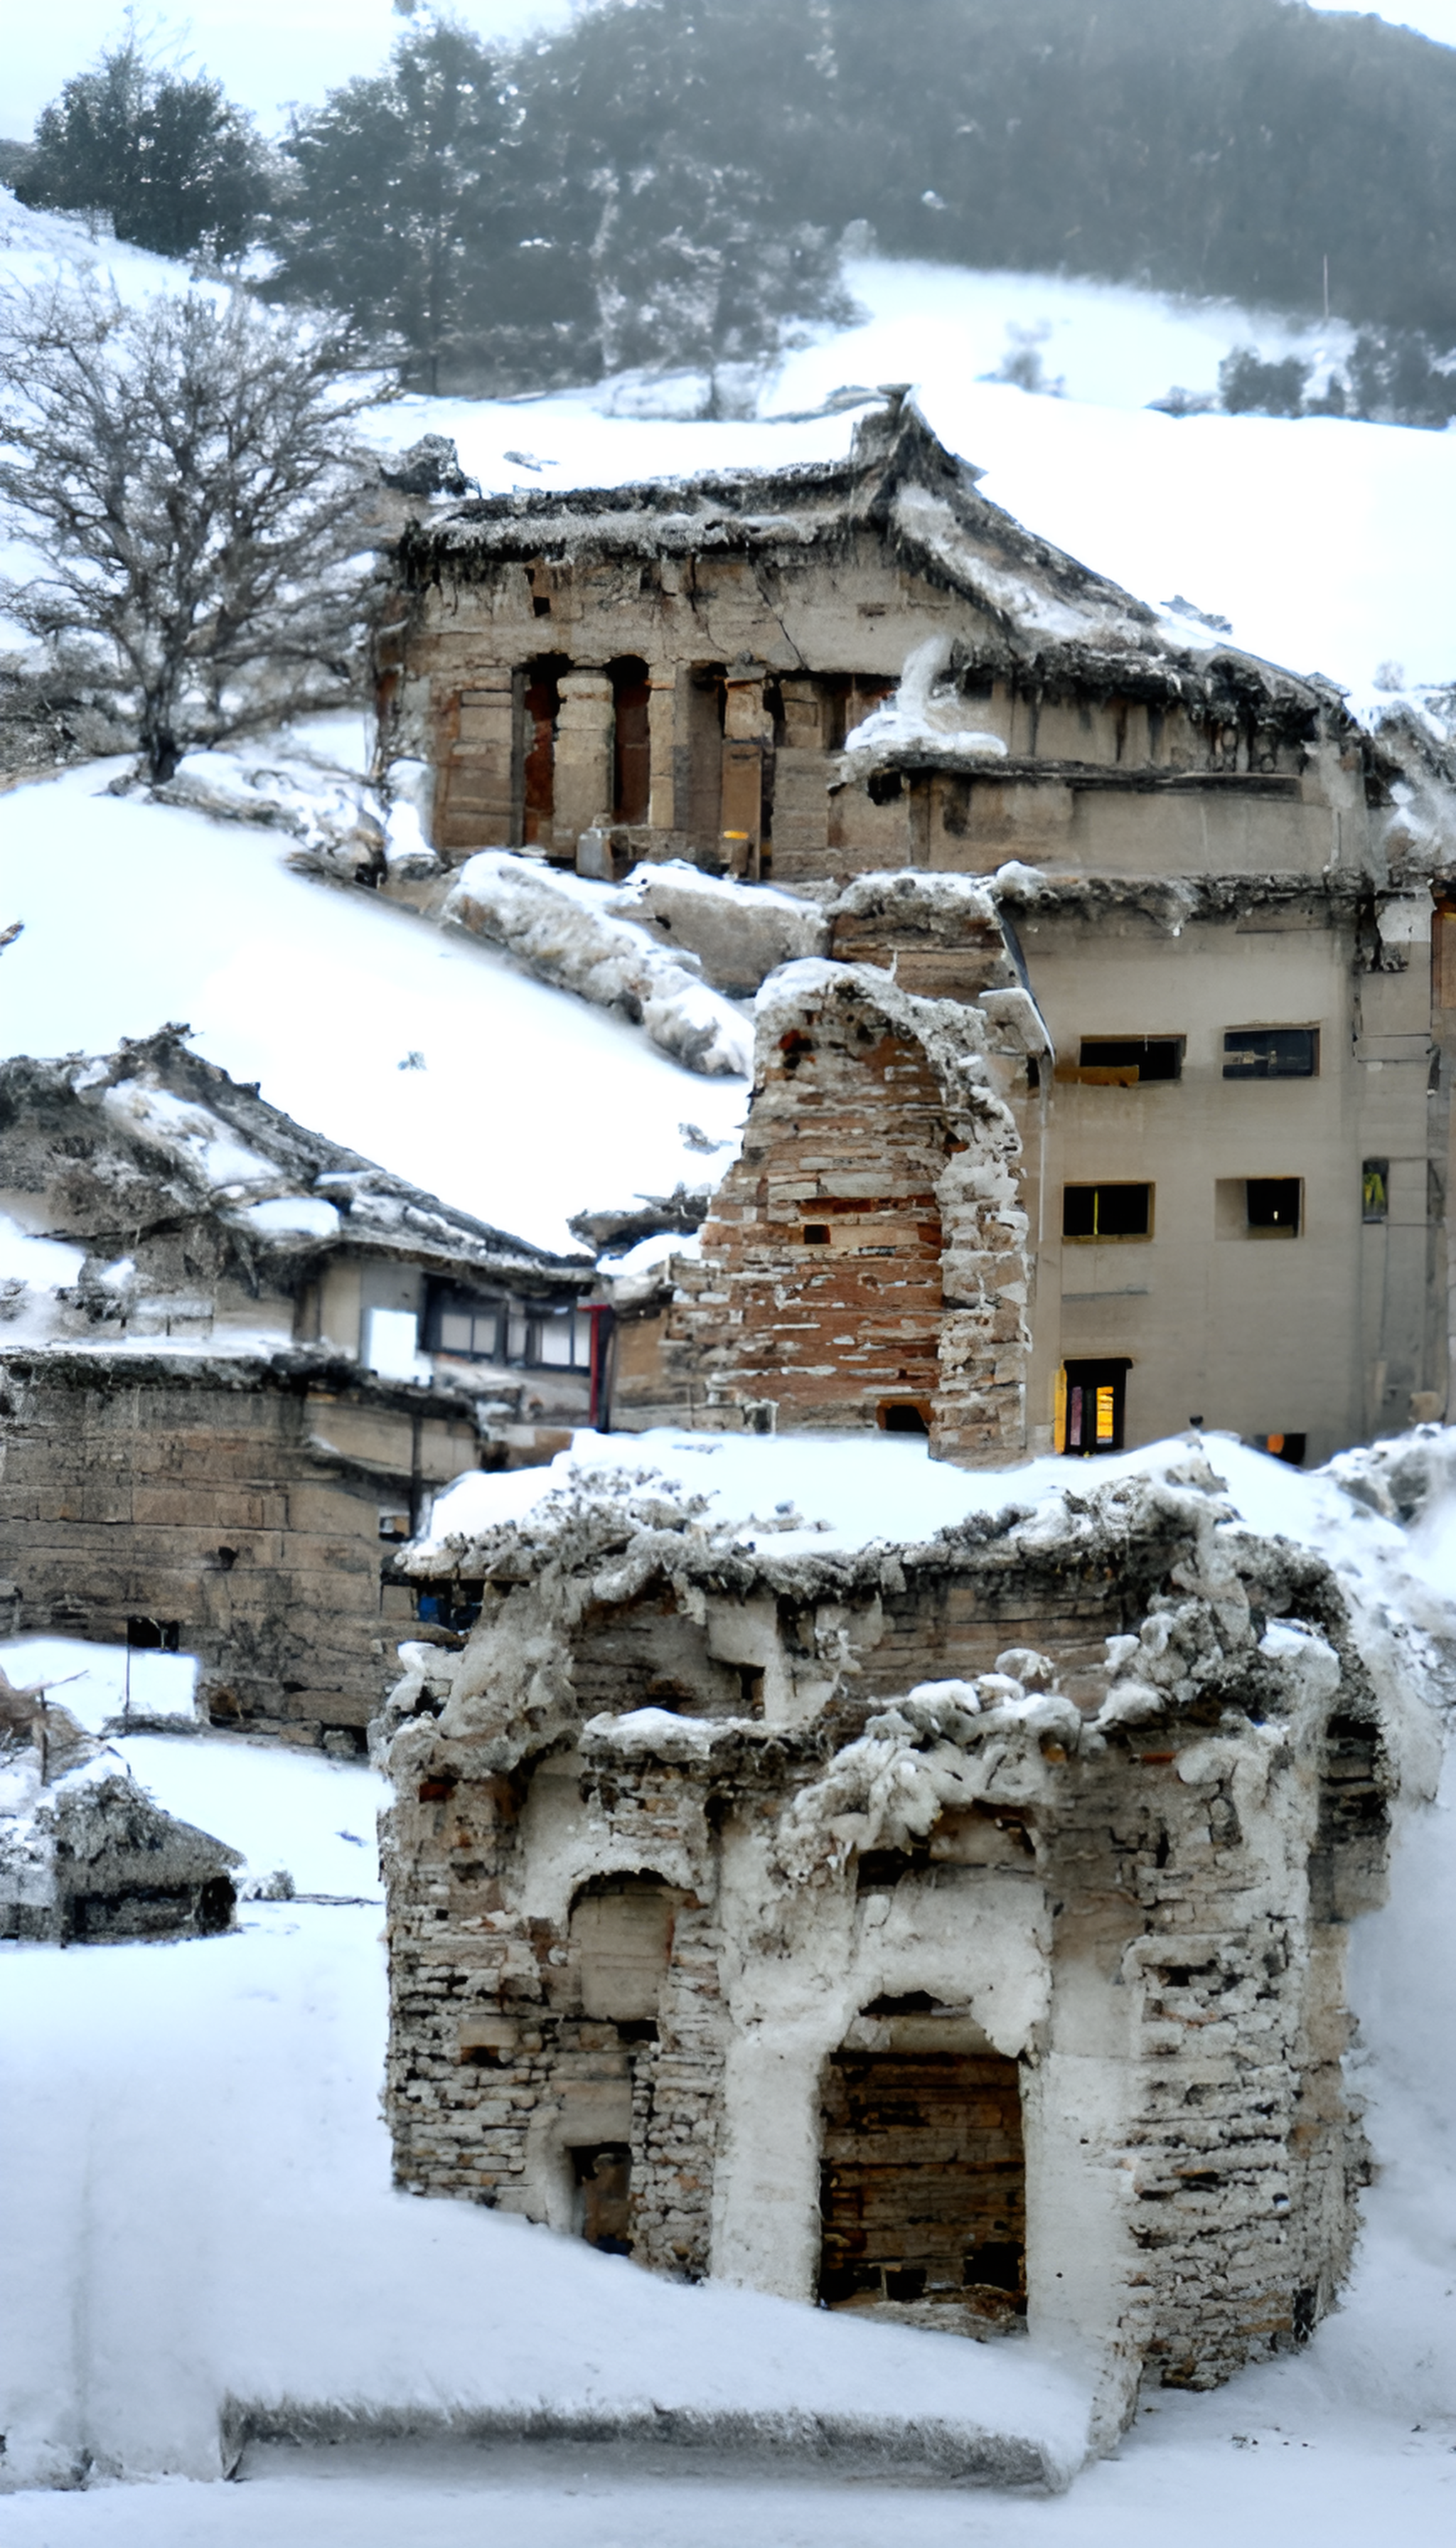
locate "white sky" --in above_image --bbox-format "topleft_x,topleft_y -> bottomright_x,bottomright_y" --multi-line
4,4 -> 1456,140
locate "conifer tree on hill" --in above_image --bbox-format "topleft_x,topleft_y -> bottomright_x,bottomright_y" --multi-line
15,15 -> 271,264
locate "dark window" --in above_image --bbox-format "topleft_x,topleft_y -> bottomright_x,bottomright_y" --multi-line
1362,1159 -> 1390,1223
880,1402 -> 930,1435
803,1223 -> 830,1245
572,2145 -> 633,2254
1078,1037 -> 1183,1083
1246,1177 -> 1302,1235
1062,1182 -> 1152,1239
1062,1359 -> 1131,1455
1223,1027 -> 1318,1079
127,1617 -> 180,1652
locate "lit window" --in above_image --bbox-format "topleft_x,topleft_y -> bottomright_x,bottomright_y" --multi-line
1362,1160 -> 1389,1223
1062,1183 -> 1152,1240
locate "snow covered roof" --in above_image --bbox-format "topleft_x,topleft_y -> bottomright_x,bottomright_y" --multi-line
399,393 -> 1346,725
0,1027 -> 592,1292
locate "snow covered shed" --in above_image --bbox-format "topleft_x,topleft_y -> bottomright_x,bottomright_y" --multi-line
0,1030 -> 598,1743
0,1668 -> 240,1944
378,1457 -> 1408,2397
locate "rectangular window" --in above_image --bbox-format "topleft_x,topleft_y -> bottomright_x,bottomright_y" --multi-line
1246,1177 -> 1302,1235
1062,1182 -> 1152,1240
1077,1038 -> 1184,1083
1362,1159 -> 1390,1224
1223,1027 -> 1319,1079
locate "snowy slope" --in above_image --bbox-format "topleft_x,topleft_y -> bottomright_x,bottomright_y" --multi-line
0,756 -> 745,1252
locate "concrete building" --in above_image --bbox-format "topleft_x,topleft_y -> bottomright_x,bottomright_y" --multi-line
382,395 -> 1456,1465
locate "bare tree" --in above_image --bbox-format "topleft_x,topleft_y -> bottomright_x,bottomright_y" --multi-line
0,279 -> 382,783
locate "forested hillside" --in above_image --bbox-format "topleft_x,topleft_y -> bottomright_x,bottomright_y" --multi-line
15,1 -> 1456,393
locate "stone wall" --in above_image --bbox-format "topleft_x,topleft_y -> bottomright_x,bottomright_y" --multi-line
379,1462 -> 1404,2404
0,1349 -> 484,1745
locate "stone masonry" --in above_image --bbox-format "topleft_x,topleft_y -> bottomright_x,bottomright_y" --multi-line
377,1454 -> 1424,2411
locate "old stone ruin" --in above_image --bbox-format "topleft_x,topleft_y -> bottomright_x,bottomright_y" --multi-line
0,1664 -> 240,1944
375,1453 -> 1425,2402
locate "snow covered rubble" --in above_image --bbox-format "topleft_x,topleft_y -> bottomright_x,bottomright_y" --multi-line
444,852 -> 754,1077
4,1423 -> 1456,2511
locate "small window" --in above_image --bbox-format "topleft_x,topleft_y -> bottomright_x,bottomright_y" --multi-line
378,1510 -> 412,1542
803,1223 -> 830,1246
1246,1177 -> 1302,1236
1362,1160 -> 1389,1224
1062,1183 -> 1152,1240
1078,1038 -> 1183,1083
1255,1433 -> 1307,1466
1223,1027 -> 1318,1079
879,1401 -> 930,1435
127,1617 -> 181,1652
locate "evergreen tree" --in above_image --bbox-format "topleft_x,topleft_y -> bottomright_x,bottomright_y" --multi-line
266,12 -> 596,395
16,18 -> 270,264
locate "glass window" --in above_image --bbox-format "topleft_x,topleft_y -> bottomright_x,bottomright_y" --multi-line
1362,1160 -> 1389,1224
1223,1027 -> 1318,1079
1063,1183 -> 1152,1240
506,1310 -> 530,1361
439,1311 -> 473,1353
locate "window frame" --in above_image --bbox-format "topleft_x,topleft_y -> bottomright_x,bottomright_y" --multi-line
1221,1025 -> 1320,1081
426,1285 -> 596,1373
1061,1182 -> 1155,1242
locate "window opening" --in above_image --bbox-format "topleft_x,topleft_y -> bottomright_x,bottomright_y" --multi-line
127,1617 -> 180,1652
1362,1159 -> 1389,1223
1076,1037 -> 1183,1083
1061,1358 -> 1131,1455
818,2045 -> 1026,2325
1062,1183 -> 1152,1240
803,1223 -> 830,1245
1223,1027 -> 1318,1079
1246,1177 -> 1302,1235
609,657 -> 651,825
1254,1433 -> 1307,1466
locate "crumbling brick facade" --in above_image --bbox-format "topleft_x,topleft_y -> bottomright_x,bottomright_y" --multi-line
378,1460 -> 1407,2403
612,940 -> 1040,1461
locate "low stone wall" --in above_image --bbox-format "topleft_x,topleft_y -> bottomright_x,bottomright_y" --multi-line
0,1349 -> 484,1745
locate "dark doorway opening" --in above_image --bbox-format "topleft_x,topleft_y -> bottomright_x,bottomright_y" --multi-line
572,2143 -> 633,2254
1061,1359 -> 1131,1455
522,658 -> 568,845
818,2048 -> 1026,2325
610,657 -> 651,825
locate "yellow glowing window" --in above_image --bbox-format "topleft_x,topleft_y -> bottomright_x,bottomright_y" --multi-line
1095,1386 -> 1116,1445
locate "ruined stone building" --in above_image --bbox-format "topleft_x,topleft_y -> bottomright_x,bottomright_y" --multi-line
378,1456 -> 1423,2399
383,393 -> 1456,1467
0,1030 -> 594,1744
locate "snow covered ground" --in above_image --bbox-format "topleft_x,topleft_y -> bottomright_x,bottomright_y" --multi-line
0,753 -> 745,1253
2,1431 -> 1455,2533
